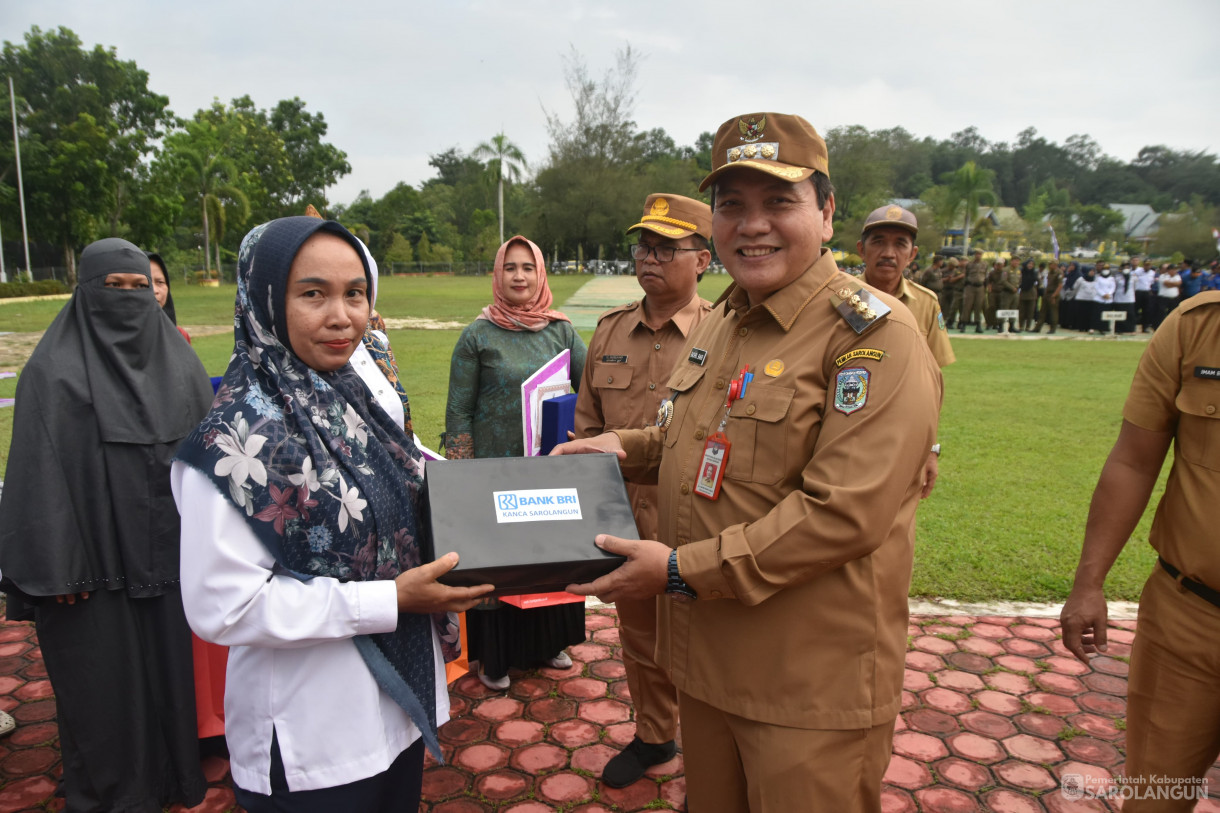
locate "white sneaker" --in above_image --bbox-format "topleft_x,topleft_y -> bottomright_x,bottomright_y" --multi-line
478,671 -> 510,691
547,650 -> 573,669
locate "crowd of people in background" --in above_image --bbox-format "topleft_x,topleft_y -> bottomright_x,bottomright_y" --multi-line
905,253 -> 1220,336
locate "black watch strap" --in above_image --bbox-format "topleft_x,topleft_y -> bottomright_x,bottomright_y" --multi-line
666,549 -> 697,601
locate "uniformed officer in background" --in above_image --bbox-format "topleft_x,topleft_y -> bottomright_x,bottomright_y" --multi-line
857,204 -> 953,497
1061,290 -> 1220,811
554,111 -> 942,812
573,193 -> 713,788
941,257 -> 964,328
961,249 -> 988,333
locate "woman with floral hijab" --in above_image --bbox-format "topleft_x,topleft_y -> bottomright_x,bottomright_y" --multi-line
173,217 -> 490,811
443,235 -> 587,690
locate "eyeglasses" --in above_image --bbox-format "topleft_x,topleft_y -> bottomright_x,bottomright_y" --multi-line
630,244 -> 703,263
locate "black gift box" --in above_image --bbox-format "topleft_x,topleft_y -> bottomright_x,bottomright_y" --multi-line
421,454 -> 637,596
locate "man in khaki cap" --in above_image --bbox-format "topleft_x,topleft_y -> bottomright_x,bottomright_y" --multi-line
1062,290 -> 1220,810
573,193 -> 713,788
858,204 -> 953,498
554,112 -> 942,812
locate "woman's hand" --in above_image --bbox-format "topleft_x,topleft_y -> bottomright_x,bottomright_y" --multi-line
55,591 -> 91,605
395,553 -> 493,614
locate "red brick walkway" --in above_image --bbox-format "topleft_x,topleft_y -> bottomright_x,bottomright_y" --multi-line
1,605 -> 1217,812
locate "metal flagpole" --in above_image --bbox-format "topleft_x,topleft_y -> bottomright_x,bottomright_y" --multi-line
10,76 -> 33,276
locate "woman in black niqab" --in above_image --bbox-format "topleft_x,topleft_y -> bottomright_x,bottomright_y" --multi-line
0,237 -> 212,811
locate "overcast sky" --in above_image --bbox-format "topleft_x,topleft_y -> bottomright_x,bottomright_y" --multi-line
4,0 -> 1218,206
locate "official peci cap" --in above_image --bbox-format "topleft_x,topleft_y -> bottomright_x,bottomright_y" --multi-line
861,204 -> 918,238
699,112 -> 829,191
627,194 -> 712,240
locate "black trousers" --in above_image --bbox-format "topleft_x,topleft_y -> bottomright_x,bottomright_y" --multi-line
234,734 -> 424,813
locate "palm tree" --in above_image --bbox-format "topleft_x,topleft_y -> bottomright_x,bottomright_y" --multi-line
472,132 -> 527,245
946,161 -> 997,254
179,146 -> 250,275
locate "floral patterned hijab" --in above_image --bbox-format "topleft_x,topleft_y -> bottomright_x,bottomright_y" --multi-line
174,217 -> 454,761
478,235 -> 571,332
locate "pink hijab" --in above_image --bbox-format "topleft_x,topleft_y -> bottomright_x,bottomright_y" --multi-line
478,235 -> 571,332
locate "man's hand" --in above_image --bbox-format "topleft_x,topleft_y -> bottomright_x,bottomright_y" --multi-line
549,432 -> 626,459
1060,586 -> 1110,664
55,592 -> 91,605
920,452 -> 939,499
565,535 -> 669,603
395,553 -> 494,614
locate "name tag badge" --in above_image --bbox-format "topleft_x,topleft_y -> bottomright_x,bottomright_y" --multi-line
694,431 -> 730,500
688,348 -> 708,366
602,355 -> 628,364
1195,366 -> 1220,380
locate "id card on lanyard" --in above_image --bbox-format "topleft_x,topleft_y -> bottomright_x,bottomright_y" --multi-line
695,366 -> 752,500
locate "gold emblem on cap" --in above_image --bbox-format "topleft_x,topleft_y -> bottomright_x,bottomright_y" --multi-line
650,198 -> 670,217
738,115 -> 766,143
760,144 -> 776,159
764,359 -> 784,377
728,147 -> 741,162
743,144 -> 758,159
885,206 -> 903,221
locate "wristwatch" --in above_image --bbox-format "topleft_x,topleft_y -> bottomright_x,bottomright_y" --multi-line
930,443 -> 941,456
666,549 -> 697,603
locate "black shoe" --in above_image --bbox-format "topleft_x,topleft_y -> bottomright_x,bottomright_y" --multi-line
601,737 -> 678,788
974,326 -> 983,334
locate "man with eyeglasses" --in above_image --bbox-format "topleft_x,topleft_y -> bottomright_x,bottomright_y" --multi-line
573,193 -> 712,788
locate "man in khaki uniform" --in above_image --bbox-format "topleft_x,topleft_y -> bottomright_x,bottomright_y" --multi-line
555,112 -> 942,812
1035,259 -> 1063,333
918,255 -> 944,298
1062,291 -> 1220,811
573,193 -> 713,788
858,204 -> 954,499
941,257 -> 963,328
998,257 -> 1021,331
961,249 -> 988,333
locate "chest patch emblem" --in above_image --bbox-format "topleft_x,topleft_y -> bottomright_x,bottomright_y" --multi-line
834,367 -> 871,415
764,359 -> 784,377
688,348 -> 708,366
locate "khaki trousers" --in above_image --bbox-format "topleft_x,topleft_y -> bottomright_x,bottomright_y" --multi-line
1123,566 -> 1220,812
616,595 -> 678,743
679,691 -> 894,813
961,285 -> 986,327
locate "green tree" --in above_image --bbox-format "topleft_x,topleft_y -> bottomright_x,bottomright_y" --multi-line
944,161 -> 997,253
0,26 -> 174,280
825,125 -> 892,225
383,232 -> 414,266
1153,198 -> 1219,260
163,119 -> 252,273
472,132 -> 527,245
269,97 -> 351,212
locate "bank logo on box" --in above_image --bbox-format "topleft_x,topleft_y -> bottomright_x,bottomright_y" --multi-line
493,488 -> 583,523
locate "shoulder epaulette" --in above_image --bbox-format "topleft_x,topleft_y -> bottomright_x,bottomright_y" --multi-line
829,280 -> 891,335
597,300 -> 642,323
1179,290 -> 1220,313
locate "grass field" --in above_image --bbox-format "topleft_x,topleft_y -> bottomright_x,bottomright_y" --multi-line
0,274 -> 1163,602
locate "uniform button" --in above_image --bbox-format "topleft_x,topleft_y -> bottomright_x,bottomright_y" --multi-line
739,327 -> 748,337
639,500 -> 647,509
655,343 -> 662,351
680,483 -> 690,495
715,379 -> 725,389
607,376 -> 614,384
711,590 -> 723,598
694,429 -> 705,440
1208,405 -> 1217,415
648,382 -> 656,390
746,404 -> 756,415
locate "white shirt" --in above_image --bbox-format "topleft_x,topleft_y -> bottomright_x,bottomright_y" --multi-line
1074,277 -> 1098,303
1094,275 -> 1116,303
1158,272 -> 1181,299
1133,267 -> 1155,292
173,356 -> 446,794
1115,273 -> 1136,304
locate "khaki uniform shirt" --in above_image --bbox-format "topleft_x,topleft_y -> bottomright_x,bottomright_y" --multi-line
896,277 -> 956,368
1045,268 -> 1064,301
615,250 -> 943,730
1122,291 -> 1220,589
574,294 -> 712,541
917,266 -> 944,293
965,260 -> 988,286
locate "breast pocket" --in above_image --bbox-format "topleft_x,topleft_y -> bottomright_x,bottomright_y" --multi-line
724,383 -> 795,484
1176,380 -> 1220,471
662,366 -> 707,449
590,362 -> 636,429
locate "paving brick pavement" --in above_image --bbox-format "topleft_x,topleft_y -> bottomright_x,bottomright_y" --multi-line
1,603 -> 1218,812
